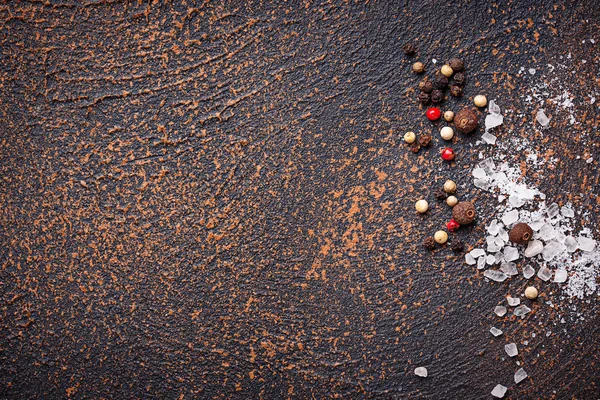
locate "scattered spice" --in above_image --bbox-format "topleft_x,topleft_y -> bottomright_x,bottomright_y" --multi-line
453,72 -> 465,86
423,237 -> 436,250
454,108 -> 478,133
452,201 -> 477,224
418,92 -> 431,104
446,196 -> 458,207
451,240 -> 464,252
440,126 -> 454,140
434,74 -> 449,89
525,286 -> 538,300
403,43 -> 416,56
450,85 -> 463,97
403,131 -> 416,144
425,107 -> 441,121
413,62 -> 425,73
443,179 -> 457,193
474,94 -> 488,107
440,64 -> 454,77
434,189 -> 448,200
509,223 -> 533,245
441,147 -> 455,161
447,219 -> 460,232
418,134 -> 432,147
431,89 -> 444,103
434,230 -> 449,244
448,58 -> 464,72
419,80 -> 434,93
415,199 -> 429,214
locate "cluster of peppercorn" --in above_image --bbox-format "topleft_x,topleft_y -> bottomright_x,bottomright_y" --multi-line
412,57 -> 465,105
402,45 -> 487,253
419,180 -> 476,252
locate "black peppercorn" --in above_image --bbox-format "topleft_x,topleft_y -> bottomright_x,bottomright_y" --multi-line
418,134 -> 432,147
410,143 -> 420,153
452,201 -> 477,225
431,90 -> 444,103
434,189 -> 448,200
509,223 -> 533,245
454,108 -> 478,133
451,240 -> 465,252
403,43 -> 416,56
423,237 -> 436,250
453,72 -> 465,86
450,85 -> 463,97
448,58 -> 464,72
434,75 -> 449,89
420,80 -> 434,93
418,92 -> 431,104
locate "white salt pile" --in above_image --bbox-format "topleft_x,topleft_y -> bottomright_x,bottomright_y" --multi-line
466,154 -> 600,298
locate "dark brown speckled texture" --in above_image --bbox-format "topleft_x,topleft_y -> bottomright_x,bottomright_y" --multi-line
1,1 -> 599,399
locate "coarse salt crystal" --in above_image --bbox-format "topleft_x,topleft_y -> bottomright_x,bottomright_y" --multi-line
507,296 -> 520,306
494,306 -> 507,317
514,368 -> 528,384
490,327 -> 503,337
491,384 -> 507,398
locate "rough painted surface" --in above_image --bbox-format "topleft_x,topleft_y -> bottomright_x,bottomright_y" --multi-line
1,1 -> 599,399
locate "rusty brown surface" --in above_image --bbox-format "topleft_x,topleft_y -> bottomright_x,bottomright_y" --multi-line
1,1 -> 599,399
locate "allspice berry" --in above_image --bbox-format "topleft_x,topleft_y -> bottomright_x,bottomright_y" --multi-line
509,223 -> 533,245
454,109 -> 479,133
413,62 -> 425,73
448,58 -> 464,72
525,286 -> 538,300
452,201 -> 476,225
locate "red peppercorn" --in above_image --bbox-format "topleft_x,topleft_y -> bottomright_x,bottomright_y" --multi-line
441,147 -> 455,161
446,219 -> 460,232
426,107 -> 441,121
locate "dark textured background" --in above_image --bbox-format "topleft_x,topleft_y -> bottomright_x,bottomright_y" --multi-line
1,1 -> 599,399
